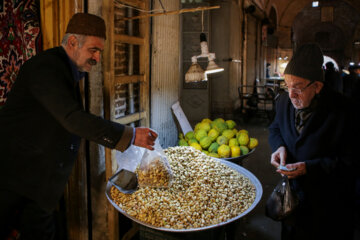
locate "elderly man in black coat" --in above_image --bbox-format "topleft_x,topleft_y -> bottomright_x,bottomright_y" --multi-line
268,43 -> 358,240
0,13 -> 157,239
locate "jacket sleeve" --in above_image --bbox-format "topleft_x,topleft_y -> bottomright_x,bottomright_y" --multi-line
25,55 -> 133,151
268,120 -> 286,152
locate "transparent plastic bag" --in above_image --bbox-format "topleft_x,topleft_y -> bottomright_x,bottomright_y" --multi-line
136,138 -> 173,188
116,144 -> 145,173
111,130 -> 173,192
265,175 -> 299,221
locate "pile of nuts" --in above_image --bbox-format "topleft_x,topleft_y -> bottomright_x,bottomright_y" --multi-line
137,156 -> 172,188
110,146 -> 256,230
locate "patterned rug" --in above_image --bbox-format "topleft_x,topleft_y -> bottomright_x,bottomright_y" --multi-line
0,0 -> 42,108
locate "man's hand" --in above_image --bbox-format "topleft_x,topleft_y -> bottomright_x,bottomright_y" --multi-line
270,146 -> 287,168
271,146 -> 307,179
277,162 -> 306,179
133,128 -> 158,150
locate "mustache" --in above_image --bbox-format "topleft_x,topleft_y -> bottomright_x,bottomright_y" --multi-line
87,59 -> 97,66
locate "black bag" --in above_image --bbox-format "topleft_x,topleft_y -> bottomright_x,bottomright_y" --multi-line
265,175 -> 299,221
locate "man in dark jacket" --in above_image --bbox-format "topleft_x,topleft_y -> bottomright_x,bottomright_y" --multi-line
0,13 -> 157,239
343,65 -> 360,103
268,43 -> 358,240
324,61 -> 342,93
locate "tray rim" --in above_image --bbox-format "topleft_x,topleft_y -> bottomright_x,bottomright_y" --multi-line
105,158 -> 263,232
220,148 -> 255,162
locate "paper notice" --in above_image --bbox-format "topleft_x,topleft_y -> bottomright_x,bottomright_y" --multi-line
171,101 -> 193,135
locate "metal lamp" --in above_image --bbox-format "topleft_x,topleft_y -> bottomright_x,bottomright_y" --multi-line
185,33 -> 224,83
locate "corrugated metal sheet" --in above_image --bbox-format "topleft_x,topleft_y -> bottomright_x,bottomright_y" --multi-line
151,0 -> 180,148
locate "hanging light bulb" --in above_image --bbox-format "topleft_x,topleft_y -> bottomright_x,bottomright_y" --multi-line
199,33 -> 209,57
184,10 -> 223,82
185,56 -> 205,83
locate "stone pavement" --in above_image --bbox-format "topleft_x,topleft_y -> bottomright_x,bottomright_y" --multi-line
230,117 -> 281,240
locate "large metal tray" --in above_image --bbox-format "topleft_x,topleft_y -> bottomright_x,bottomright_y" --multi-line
105,158 -> 263,232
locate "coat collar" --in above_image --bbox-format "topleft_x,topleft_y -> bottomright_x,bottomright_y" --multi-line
288,90 -> 328,142
59,46 -> 86,83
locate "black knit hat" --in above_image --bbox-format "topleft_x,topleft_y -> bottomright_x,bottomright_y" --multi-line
66,13 -> 106,39
284,43 -> 324,82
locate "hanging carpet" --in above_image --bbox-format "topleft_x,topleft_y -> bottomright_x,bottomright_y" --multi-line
0,0 -> 42,108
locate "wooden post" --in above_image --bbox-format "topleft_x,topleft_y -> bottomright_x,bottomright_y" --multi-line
139,0 -> 150,127
102,1 -> 119,240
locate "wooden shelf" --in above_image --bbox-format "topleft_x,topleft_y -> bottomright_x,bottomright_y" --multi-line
114,74 -> 145,84
114,111 -> 147,125
115,34 -> 145,45
115,0 -> 144,9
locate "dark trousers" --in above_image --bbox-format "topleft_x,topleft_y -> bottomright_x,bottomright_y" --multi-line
0,189 -> 56,240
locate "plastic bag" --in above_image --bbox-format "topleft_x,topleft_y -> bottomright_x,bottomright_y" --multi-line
116,144 -> 145,173
265,175 -> 299,221
136,138 -> 173,188
109,146 -> 146,194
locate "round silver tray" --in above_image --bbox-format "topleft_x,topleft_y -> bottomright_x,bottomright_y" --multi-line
105,158 -> 263,232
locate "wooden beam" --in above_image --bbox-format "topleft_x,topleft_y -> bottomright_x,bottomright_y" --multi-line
114,75 -> 145,85
123,5 -> 220,21
114,34 -> 144,45
114,111 -> 147,125
115,0 -> 144,10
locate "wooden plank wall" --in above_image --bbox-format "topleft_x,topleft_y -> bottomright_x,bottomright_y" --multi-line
40,0 -> 60,49
40,0 -> 82,50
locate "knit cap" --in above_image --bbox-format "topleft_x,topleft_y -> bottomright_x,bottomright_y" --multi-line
65,13 -> 106,39
284,43 -> 324,82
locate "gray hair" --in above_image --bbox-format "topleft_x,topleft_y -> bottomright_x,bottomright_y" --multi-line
61,33 -> 87,48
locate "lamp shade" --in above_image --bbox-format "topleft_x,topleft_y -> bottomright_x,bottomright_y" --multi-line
205,53 -> 224,74
185,56 -> 205,83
